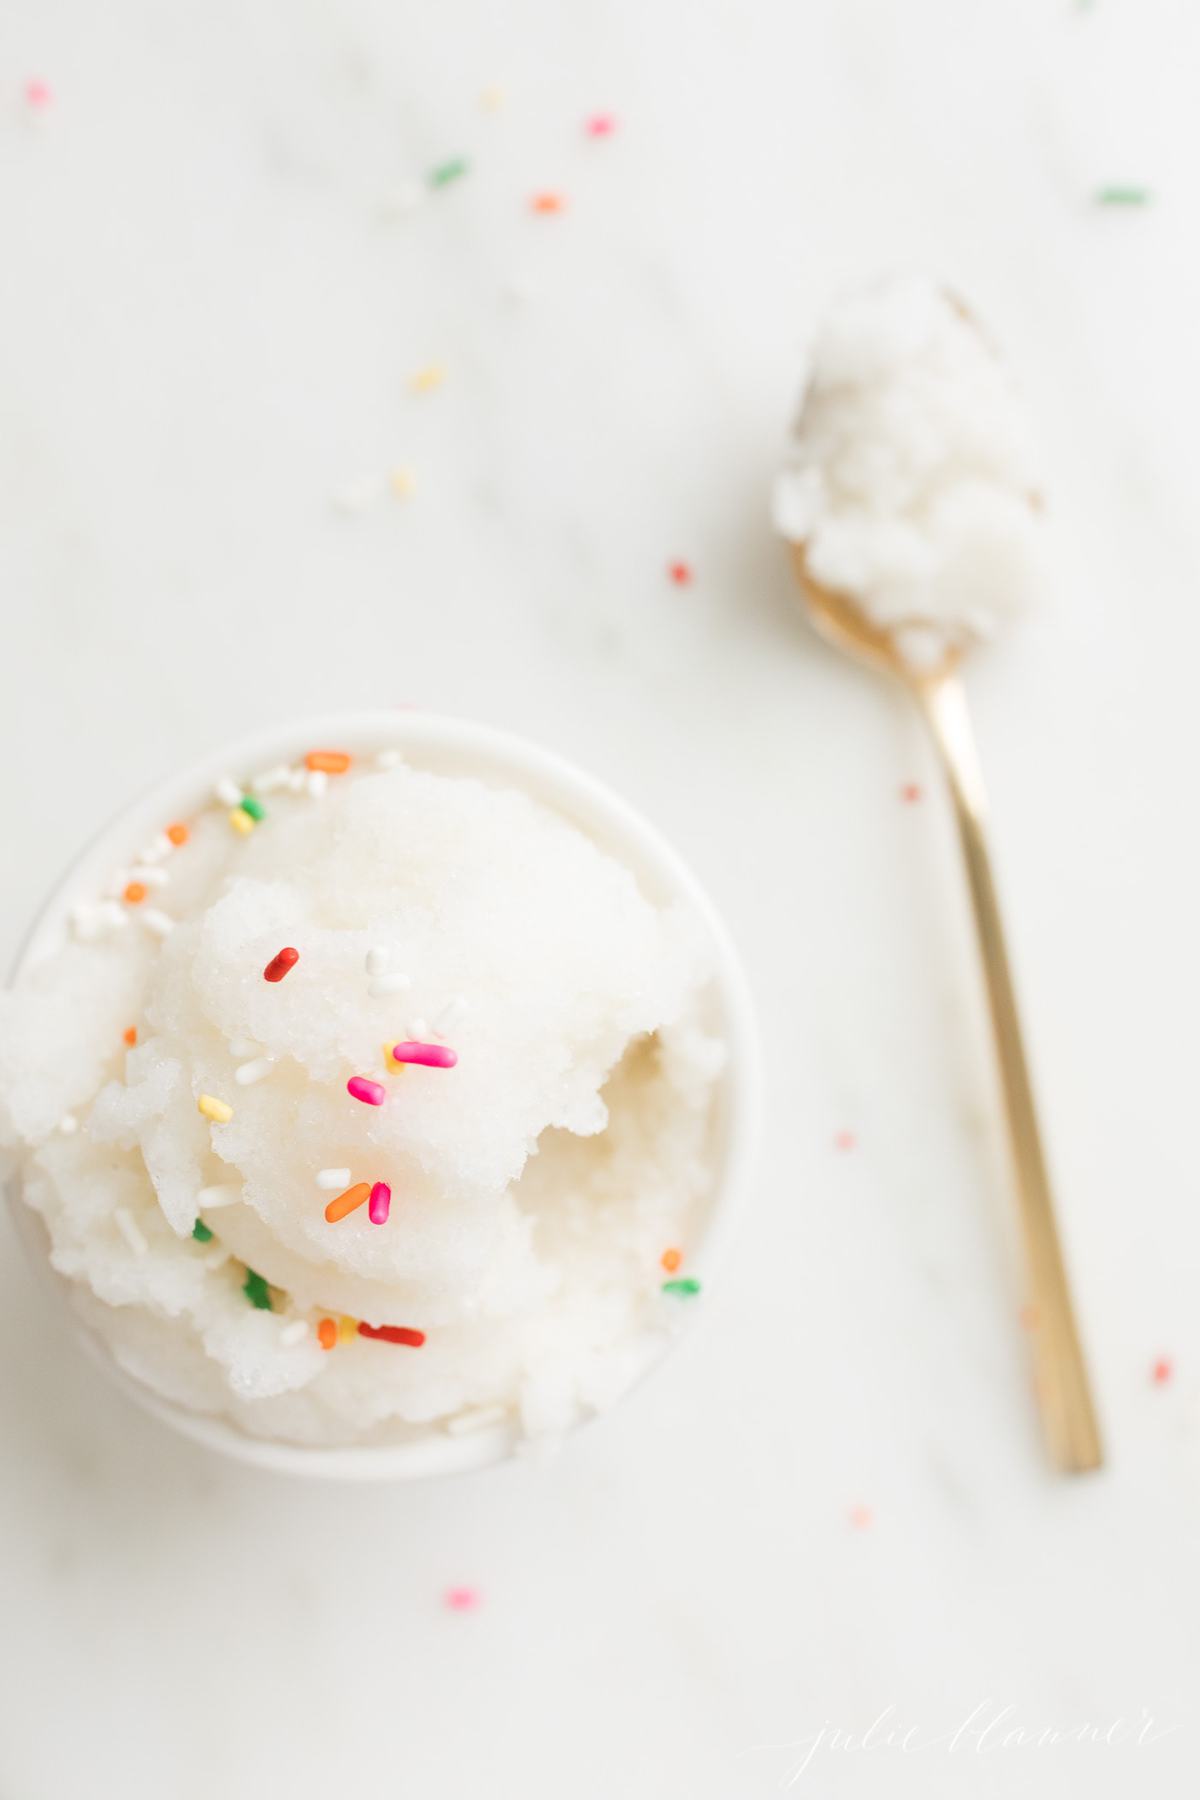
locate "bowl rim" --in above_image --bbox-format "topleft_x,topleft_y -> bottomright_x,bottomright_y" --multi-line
6,711 -> 760,1480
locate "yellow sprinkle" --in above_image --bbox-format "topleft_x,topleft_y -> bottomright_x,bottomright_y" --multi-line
479,85 -> 506,111
338,1314 -> 359,1344
228,808 -> 255,836
382,1042 -> 409,1074
388,466 -> 414,499
410,363 -> 445,394
197,1094 -> 233,1124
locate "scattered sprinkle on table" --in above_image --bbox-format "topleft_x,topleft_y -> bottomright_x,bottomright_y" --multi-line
242,1268 -> 273,1310
531,191 -> 565,214
235,1057 -> 274,1086
368,1180 -> 392,1225
240,795 -> 266,823
389,1041 -> 458,1069
358,1322 -> 426,1347
123,1025 -> 138,1047
667,561 -> 693,585
661,1247 -> 683,1273
318,1317 -> 338,1350
24,78 -> 52,108
123,881 -> 147,905
411,364 -> 446,394
325,1181 -> 371,1223
900,782 -> 922,804
389,467 -> 415,500
479,85 -> 505,110
197,1093 -> 233,1124
229,808 -> 255,837
263,946 -> 300,983
166,822 -> 189,846
347,1075 -> 386,1106
192,1218 -> 214,1243
848,1504 -> 874,1531
305,749 -> 352,774
662,1277 -> 701,1298
1152,1356 -> 1173,1386
444,1586 -> 482,1612
585,113 -> 616,137
1095,185 -> 1151,207
429,157 -> 469,188
834,1130 -> 857,1152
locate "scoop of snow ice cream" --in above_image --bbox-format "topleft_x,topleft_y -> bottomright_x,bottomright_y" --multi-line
0,755 -> 723,1446
773,275 -> 1044,642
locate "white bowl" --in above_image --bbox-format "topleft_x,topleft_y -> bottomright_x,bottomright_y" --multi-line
6,713 -> 759,1479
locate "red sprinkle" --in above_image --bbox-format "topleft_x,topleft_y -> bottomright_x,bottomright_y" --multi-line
1152,1356 -> 1173,1386
358,1322 -> 425,1347
900,783 -> 922,804
263,946 -> 300,983
668,561 -> 693,585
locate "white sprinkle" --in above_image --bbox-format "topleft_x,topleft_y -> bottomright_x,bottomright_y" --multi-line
100,900 -> 130,931
114,1206 -> 148,1256
139,833 -> 174,864
214,776 -> 243,808
410,1017 -> 430,1038
104,870 -> 131,899
141,908 -> 174,938
365,945 -> 390,976
250,763 -> 294,795
58,1113 -> 79,1135
446,1404 -> 508,1437
307,770 -> 329,799
316,1167 -> 352,1190
227,1037 -> 261,1060
128,864 -> 169,888
376,748 -> 403,770
197,1183 -> 241,1210
235,1057 -> 274,1086
280,1319 -> 309,1347
70,904 -> 105,942
286,767 -> 308,793
369,973 -> 411,998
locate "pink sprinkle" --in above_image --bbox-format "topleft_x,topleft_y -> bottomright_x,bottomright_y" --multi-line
368,1180 -> 391,1225
445,1586 -> 482,1612
848,1504 -> 873,1531
668,561 -> 693,586
900,782 -> 922,804
585,113 -> 616,137
24,78 -> 52,108
834,1130 -> 857,1152
1152,1356 -> 1173,1386
389,1041 -> 458,1069
347,1075 -> 386,1106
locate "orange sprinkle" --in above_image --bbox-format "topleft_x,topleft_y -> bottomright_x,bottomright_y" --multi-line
531,191 -> 565,213
123,1026 -> 138,1047
324,1181 -> 371,1223
661,1247 -> 683,1274
317,1317 -> 338,1351
848,1504 -> 874,1531
166,822 -> 189,846
305,750 -> 352,774
123,881 -> 147,905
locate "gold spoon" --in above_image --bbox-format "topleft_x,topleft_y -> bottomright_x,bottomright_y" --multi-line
790,547 -> 1103,1474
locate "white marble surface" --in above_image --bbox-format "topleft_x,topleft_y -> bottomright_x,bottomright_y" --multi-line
2,0 -> 1199,1794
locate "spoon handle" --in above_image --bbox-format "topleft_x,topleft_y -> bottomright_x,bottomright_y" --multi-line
915,671 -> 1104,1474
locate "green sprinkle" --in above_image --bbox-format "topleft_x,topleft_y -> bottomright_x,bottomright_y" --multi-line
242,1268 -> 273,1310
661,1278 -> 702,1298
429,157 -> 469,189
239,794 -> 266,821
1095,185 -> 1151,207
191,1218 -> 213,1243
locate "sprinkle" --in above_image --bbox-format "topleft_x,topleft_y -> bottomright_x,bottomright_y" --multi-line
834,1130 -> 857,1152
242,1268 -> 273,1310
263,946 -> 299,983
227,1037 -> 261,1059
114,1207 -> 148,1256
1152,1356 -> 1173,1386
338,1315 -> 359,1343
58,1113 -> 78,1135
214,777 -> 243,807
192,1218 -> 214,1242
316,1167 -> 352,1190
24,79 -> 52,108
661,1247 -> 683,1274
585,113 -> 616,137
368,1181 -> 392,1225
197,1093 -> 233,1124
667,561 -> 693,585
123,1026 -> 138,1047
139,835 -> 173,863
409,1017 -> 430,1039
365,946 -> 391,976
306,770 -> 328,800
127,865 -> 169,888
197,1183 -> 240,1209
305,749 -> 352,774
347,1075 -> 386,1106
383,1042 -> 408,1074
389,467 -> 415,500
531,191 -> 566,214
900,783 -> 922,804
318,1317 -> 338,1350
228,808 -> 255,836
446,1404 -> 508,1437
280,1319 -> 308,1347
357,1322 -> 426,1347
429,156 -> 469,188
389,1041 -> 457,1069
661,1278 -> 701,1297
369,973 -> 411,998
123,881 -> 147,905
1096,185 -> 1151,206
166,822 -> 189,846
250,765 -> 293,795
376,749 -> 403,769
410,364 -> 446,394
239,795 -> 266,822
848,1504 -> 874,1531
141,908 -> 174,937
235,1057 -> 274,1086
444,1586 -> 482,1612
325,1181 -> 371,1223
479,85 -> 505,110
